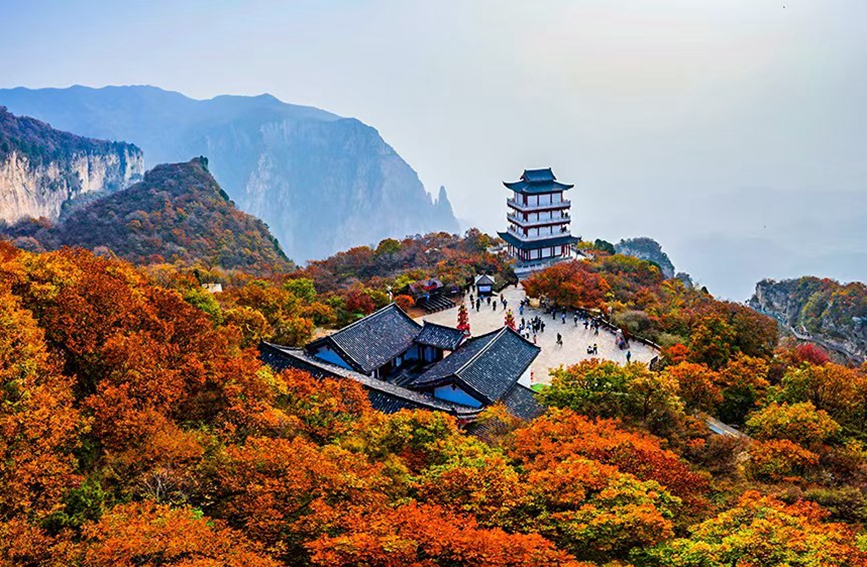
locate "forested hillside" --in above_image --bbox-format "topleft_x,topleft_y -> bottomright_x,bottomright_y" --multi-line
0,86 -> 460,261
0,230 -> 866,565
2,157 -> 293,275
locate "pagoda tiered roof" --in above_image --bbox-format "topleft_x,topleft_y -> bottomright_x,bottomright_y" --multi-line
497,231 -> 580,250
503,168 -> 573,194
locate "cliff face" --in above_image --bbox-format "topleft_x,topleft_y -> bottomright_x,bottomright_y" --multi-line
0,86 -> 459,262
750,277 -> 867,363
0,107 -> 142,224
4,158 -> 293,274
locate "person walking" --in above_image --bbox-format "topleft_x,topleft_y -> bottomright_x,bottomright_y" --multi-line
556,333 -> 563,346
561,313 -> 566,324
626,350 -> 632,363
574,313 -> 579,326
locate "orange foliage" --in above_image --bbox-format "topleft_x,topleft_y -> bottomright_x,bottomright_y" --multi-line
0,281 -> 81,520
523,260 -> 610,310
393,293 -> 415,311
76,501 -> 279,566
747,439 -> 820,482
663,361 -> 723,412
306,501 -> 583,567
512,409 -> 709,508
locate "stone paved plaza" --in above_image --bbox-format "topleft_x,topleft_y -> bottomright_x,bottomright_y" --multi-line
416,284 -> 659,387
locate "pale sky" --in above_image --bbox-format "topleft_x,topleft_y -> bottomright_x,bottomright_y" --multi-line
2,0 -> 866,298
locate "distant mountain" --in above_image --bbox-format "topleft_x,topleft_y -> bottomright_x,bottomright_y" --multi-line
0,85 -> 459,262
614,237 -> 676,279
0,106 -> 142,224
5,157 -> 293,274
750,276 -> 867,364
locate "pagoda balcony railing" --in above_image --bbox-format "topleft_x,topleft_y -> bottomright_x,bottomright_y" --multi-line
506,227 -> 572,242
507,212 -> 570,227
506,198 -> 570,212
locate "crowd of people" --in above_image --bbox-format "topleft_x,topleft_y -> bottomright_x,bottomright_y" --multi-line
465,285 -> 633,363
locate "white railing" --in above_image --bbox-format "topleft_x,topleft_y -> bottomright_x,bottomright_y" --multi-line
506,227 -> 572,242
507,213 -> 570,227
507,198 -> 571,211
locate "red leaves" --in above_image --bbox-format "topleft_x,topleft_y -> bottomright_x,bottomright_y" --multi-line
306,501 -> 580,567
523,261 -> 610,310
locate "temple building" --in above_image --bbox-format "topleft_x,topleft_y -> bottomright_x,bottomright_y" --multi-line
498,168 -> 580,277
259,303 -> 542,422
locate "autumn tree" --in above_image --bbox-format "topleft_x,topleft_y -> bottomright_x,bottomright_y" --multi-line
716,354 -> 771,425
523,261 -> 610,310
775,362 -> 867,433
644,491 -> 867,566
393,293 -> 415,312
306,501 -> 582,567
0,281 -> 82,523
746,401 -> 841,449
512,409 -> 709,514
541,359 -> 684,436
663,361 -> 723,413
74,501 -> 279,567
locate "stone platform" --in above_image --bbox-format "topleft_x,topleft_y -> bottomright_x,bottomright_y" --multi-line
415,284 -> 659,386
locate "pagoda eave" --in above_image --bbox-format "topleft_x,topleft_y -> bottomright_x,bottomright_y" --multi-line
498,232 -> 579,250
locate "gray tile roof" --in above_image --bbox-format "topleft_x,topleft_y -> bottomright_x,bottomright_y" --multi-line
500,384 -> 544,420
503,169 -> 573,194
410,327 -> 540,404
309,303 -> 421,373
522,168 -> 555,182
259,342 -> 482,418
414,321 -> 466,351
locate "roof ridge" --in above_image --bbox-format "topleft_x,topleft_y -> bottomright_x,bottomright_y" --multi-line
333,302 -> 421,338
422,320 -> 460,330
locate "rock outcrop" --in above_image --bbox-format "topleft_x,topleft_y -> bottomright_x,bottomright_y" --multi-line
615,237 -> 676,279
0,107 -> 142,224
0,86 -> 459,262
749,277 -> 867,364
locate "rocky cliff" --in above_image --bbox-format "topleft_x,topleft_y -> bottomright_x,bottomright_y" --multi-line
749,277 -> 867,363
615,237 -> 676,279
0,107 -> 142,224
0,86 -> 459,262
4,158 -> 293,274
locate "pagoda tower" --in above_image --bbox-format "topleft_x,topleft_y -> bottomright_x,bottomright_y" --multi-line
498,168 -> 579,276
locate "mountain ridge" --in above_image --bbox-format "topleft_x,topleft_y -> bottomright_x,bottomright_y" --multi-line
0,85 -> 459,262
